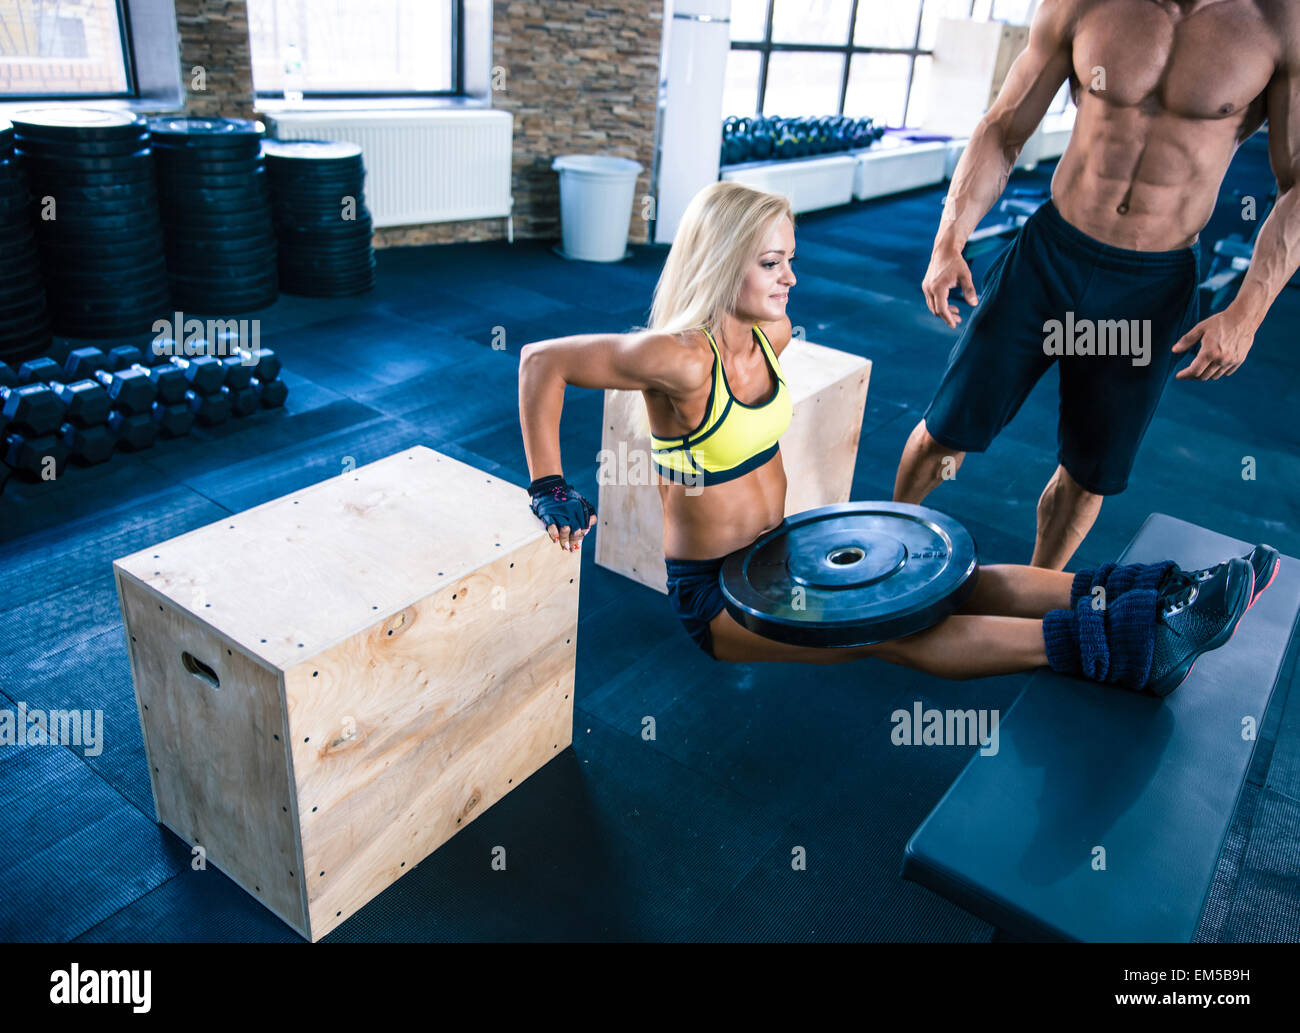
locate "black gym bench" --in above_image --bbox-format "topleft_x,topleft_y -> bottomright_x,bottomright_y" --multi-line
901,513 -> 1300,941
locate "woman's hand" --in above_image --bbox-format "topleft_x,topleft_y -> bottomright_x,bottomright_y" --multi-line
528,475 -> 597,552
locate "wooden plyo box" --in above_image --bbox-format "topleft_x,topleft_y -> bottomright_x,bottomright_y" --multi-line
595,338 -> 871,592
113,446 -> 578,941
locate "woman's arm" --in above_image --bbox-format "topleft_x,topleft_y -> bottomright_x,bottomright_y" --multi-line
517,329 -> 708,481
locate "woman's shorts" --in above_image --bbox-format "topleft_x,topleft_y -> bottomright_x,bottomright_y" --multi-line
664,555 -> 728,659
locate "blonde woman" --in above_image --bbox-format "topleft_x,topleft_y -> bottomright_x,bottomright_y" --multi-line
518,182 -> 1274,697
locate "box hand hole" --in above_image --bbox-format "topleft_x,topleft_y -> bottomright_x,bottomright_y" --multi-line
182,651 -> 221,689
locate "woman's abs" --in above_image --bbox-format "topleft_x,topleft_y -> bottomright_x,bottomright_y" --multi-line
660,450 -> 787,560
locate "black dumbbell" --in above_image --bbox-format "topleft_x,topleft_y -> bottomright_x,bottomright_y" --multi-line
171,356 -> 225,395
94,366 -> 158,416
221,355 -> 256,391
64,346 -> 110,381
3,432 -> 70,479
239,348 -> 280,383
229,386 -> 260,417
0,363 -> 16,389
138,362 -> 187,405
141,338 -> 176,367
108,345 -> 146,371
152,400 -> 195,439
186,386 -> 232,426
18,356 -> 66,385
62,421 -> 117,466
108,410 -> 158,452
52,380 -> 112,427
253,378 -> 289,409
0,383 -> 66,436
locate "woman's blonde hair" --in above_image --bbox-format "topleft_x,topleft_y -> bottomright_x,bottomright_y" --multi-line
645,181 -> 795,335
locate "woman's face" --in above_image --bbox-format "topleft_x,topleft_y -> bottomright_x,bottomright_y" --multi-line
737,215 -> 796,323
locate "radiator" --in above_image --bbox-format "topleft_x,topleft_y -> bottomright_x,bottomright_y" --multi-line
261,109 -> 515,234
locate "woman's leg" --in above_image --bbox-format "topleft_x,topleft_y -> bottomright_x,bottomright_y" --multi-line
707,607 -> 1045,679
958,563 -> 1074,618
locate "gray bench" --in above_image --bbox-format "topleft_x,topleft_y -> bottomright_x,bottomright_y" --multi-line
901,513 -> 1299,941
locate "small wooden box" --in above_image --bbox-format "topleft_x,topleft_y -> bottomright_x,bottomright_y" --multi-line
595,338 -> 870,592
113,446 -> 578,941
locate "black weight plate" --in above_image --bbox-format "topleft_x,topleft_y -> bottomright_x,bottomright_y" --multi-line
1,308 -> 55,338
148,117 -> 265,147
273,222 -> 373,242
280,284 -> 374,300
164,232 -> 276,253
15,147 -> 153,172
45,262 -> 168,287
157,184 -> 270,207
157,168 -> 266,190
267,174 -> 365,190
171,295 -> 278,316
38,234 -> 161,261
14,132 -> 152,158
11,108 -> 147,140
47,283 -> 169,307
164,212 -> 274,233
0,275 -> 46,304
719,502 -> 979,647
168,261 -> 278,282
32,182 -> 157,205
34,193 -> 161,218
262,138 -> 363,163
0,294 -> 47,321
18,166 -> 156,189
41,212 -> 163,236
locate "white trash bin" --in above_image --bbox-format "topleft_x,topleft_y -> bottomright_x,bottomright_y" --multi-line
551,154 -> 643,262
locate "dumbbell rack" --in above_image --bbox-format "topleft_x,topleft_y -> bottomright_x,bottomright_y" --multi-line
0,342 -> 288,484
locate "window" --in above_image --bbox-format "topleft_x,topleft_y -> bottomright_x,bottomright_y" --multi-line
0,0 -> 132,98
725,0 -> 1051,128
245,0 -> 459,98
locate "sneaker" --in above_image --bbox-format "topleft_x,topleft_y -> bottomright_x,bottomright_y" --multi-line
1146,557 -> 1254,697
1168,545 -> 1280,611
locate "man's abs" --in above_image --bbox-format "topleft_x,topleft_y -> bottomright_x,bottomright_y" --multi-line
1048,0 -> 1278,251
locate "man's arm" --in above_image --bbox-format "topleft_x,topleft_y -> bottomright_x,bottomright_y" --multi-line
1229,72 -> 1300,327
1173,28 -> 1300,380
923,0 -> 1076,327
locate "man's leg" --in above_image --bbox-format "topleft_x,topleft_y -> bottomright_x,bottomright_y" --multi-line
893,419 -> 966,504
1032,464 -> 1103,569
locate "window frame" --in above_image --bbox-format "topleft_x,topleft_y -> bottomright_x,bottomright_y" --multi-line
247,0 -> 464,101
0,0 -> 139,102
733,0 -> 980,127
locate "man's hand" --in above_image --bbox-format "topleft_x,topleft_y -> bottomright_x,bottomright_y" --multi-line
1172,306 -> 1258,380
922,247 -> 980,329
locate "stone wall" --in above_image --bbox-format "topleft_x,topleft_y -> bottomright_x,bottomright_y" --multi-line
174,0 -> 256,119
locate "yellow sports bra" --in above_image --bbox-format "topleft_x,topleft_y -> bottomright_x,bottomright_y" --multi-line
650,324 -> 793,485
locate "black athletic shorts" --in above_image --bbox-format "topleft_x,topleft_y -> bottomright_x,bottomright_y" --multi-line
665,555 -> 726,659
923,199 -> 1202,495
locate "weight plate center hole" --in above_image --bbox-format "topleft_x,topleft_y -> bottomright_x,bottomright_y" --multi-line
827,546 -> 865,566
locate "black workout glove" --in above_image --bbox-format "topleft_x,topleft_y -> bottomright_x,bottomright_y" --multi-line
528,474 -> 597,543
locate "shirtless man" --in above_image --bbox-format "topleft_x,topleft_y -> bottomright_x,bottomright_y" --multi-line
896,0 -> 1300,568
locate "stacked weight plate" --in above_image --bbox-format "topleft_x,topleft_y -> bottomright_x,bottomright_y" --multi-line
264,140 -> 376,296
0,119 -> 53,363
150,117 -> 278,313
10,107 -> 167,340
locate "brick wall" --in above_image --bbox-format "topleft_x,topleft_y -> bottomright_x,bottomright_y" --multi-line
173,0 -> 256,119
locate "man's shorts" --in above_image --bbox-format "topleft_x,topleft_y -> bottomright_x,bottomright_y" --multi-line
923,199 -> 1202,495
665,555 -> 727,659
